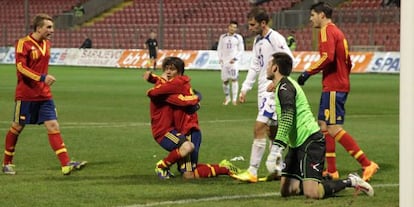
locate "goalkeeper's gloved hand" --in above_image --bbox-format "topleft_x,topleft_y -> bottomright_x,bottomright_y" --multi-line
265,142 -> 285,175
193,89 -> 202,101
297,71 -> 310,86
185,103 -> 200,114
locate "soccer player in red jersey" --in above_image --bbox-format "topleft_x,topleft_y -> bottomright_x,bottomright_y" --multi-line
297,2 -> 378,181
2,14 -> 86,175
144,57 -> 240,179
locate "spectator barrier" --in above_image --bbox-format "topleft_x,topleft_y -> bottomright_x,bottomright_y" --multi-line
0,47 -> 399,73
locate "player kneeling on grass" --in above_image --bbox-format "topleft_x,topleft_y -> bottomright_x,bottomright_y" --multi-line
144,56 -> 240,179
262,52 -> 373,198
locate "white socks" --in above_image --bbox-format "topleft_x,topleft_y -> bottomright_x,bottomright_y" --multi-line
248,138 -> 267,176
222,83 -> 230,100
223,81 -> 239,102
231,81 -> 239,102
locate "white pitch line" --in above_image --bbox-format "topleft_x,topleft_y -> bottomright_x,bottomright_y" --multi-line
120,183 -> 398,207
121,192 -> 279,207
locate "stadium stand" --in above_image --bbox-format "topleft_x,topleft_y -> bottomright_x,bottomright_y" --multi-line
0,0 -> 400,51
0,0 -> 75,46
277,0 -> 400,51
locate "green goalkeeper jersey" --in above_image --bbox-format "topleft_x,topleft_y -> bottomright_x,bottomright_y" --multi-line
274,76 -> 320,148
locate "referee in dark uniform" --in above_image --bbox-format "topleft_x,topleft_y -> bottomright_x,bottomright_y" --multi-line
144,31 -> 158,70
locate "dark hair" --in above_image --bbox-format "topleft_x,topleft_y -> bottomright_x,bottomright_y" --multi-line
272,52 -> 292,76
247,7 -> 269,24
310,2 -> 333,19
162,56 -> 185,75
229,20 -> 238,26
32,13 -> 53,31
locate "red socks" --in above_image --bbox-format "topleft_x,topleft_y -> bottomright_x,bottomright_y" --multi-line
323,130 -> 337,173
334,130 -> 371,167
3,127 -> 20,165
48,132 -> 70,166
194,164 -> 229,178
161,149 -> 182,167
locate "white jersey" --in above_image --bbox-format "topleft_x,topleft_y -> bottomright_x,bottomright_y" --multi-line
217,33 -> 244,64
241,29 -> 293,95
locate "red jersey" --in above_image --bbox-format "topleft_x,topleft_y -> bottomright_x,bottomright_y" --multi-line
147,75 -> 200,135
306,23 -> 352,92
15,34 -> 52,101
146,74 -> 199,142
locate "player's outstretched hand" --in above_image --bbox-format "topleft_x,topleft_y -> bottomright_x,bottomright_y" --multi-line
143,71 -> 151,80
297,71 -> 310,86
44,74 -> 56,86
193,89 -> 202,101
239,91 -> 246,103
186,104 -> 200,114
267,82 -> 276,92
266,144 -> 284,175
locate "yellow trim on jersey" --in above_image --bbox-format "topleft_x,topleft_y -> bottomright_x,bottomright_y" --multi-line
343,39 -> 349,65
17,62 -> 41,81
28,36 -> 47,56
309,52 -> 328,72
208,164 -> 216,177
16,39 -> 25,53
177,94 -> 198,101
329,92 -> 336,124
16,36 -> 48,81
321,25 -> 328,42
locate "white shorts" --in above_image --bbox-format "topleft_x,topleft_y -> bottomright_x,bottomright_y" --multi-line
221,63 -> 239,81
256,92 -> 277,125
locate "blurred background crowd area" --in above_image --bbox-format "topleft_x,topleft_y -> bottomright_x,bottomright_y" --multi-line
0,0 -> 400,51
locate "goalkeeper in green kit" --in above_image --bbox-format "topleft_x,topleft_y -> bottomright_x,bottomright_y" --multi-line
264,52 -> 374,199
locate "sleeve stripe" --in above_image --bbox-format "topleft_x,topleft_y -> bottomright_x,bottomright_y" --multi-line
16,39 -> 24,53
177,94 -> 198,101
321,26 -> 327,42
309,52 -> 328,72
16,62 -> 41,81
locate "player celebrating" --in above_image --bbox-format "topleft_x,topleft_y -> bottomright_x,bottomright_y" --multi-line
2,14 -> 86,175
231,7 -> 293,182
266,52 -> 373,199
217,20 -> 245,106
297,2 -> 378,181
144,57 -> 239,179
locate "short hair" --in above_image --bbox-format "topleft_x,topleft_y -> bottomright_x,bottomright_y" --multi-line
162,56 -> 185,75
229,20 -> 238,26
310,2 -> 333,19
247,7 -> 269,24
271,52 -> 293,76
32,13 -> 53,31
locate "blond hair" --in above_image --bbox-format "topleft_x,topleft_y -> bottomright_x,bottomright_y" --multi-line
32,13 -> 53,31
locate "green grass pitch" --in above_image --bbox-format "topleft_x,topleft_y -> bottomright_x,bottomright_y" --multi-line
0,65 -> 399,207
